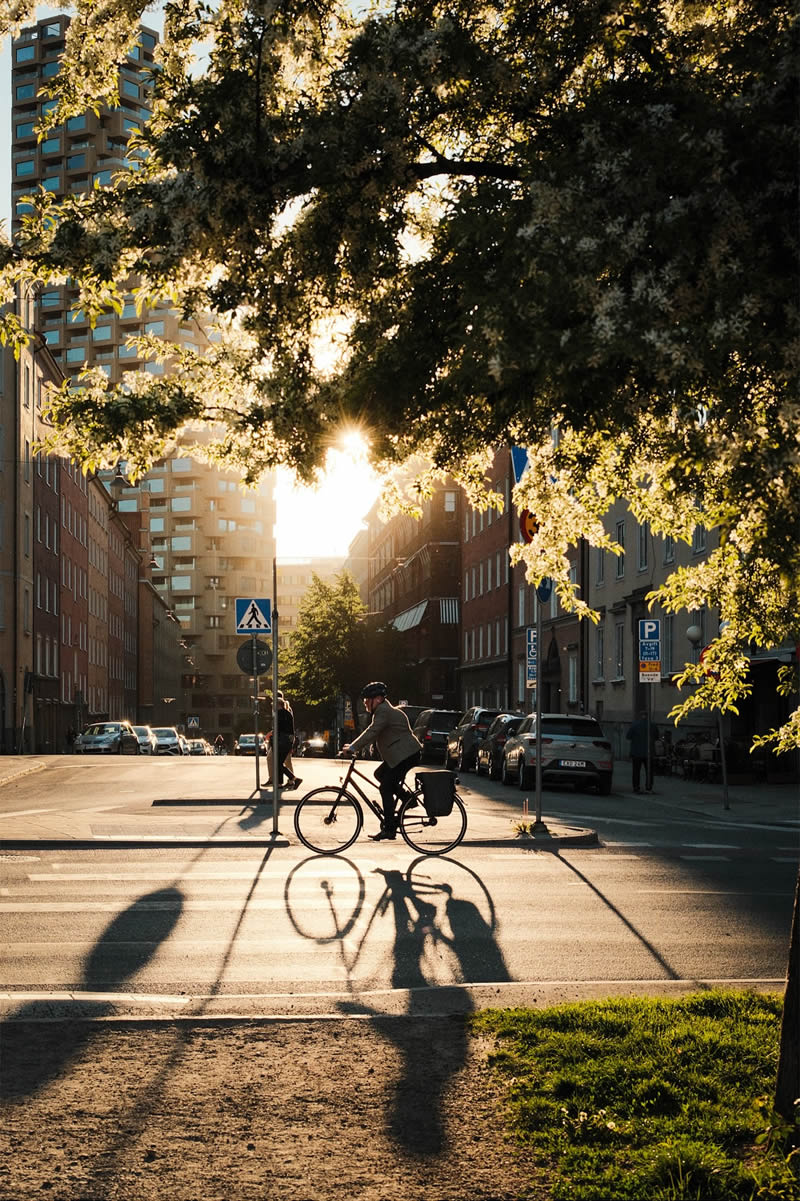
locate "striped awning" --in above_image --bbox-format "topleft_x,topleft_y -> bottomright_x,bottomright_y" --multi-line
439,598 -> 459,623
392,600 -> 428,631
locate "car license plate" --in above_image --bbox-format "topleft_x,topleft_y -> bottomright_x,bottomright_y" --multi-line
560,759 -> 586,768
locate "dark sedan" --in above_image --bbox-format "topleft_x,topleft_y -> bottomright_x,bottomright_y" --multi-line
475,712 -> 526,779
411,709 -> 462,763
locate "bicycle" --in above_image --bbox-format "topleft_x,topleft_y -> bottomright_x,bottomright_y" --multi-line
293,756 -> 468,856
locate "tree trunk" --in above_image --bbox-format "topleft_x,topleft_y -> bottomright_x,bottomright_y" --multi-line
775,866 -> 800,1119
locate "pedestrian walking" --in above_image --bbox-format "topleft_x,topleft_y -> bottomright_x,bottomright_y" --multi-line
267,695 -> 302,790
626,710 -> 654,793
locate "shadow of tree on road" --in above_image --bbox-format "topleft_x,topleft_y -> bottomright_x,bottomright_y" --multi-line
0,886 -> 184,1100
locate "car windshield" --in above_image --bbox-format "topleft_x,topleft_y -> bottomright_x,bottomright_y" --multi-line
152,728 -> 175,737
429,711 -> 460,726
84,724 -> 118,736
133,727 -> 149,735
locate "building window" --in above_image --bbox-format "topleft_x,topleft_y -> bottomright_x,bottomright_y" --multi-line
614,622 -> 625,678
596,547 -> 605,585
615,520 -> 625,578
638,521 -> 649,571
595,624 -> 605,679
569,654 -> 578,704
692,525 -> 707,554
664,614 -> 674,674
664,535 -> 675,564
444,491 -> 456,512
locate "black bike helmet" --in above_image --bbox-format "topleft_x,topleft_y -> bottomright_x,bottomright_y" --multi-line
360,681 -> 388,699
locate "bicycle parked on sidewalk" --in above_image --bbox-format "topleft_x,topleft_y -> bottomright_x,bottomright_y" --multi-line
293,756 -> 467,856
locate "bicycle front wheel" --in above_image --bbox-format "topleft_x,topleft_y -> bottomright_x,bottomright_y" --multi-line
398,793 -> 467,855
294,788 -> 363,855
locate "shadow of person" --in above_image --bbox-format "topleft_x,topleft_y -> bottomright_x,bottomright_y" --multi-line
444,892 -> 511,984
1,886 -> 184,1100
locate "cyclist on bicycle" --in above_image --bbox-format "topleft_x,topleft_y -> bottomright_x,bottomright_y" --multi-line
340,682 -> 422,840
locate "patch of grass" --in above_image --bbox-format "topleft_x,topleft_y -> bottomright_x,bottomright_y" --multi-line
473,991 -> 800,1201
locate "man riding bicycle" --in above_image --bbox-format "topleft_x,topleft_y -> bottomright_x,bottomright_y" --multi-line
340,682 -> 422,840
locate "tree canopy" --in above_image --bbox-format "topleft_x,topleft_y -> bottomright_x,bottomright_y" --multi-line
279,570 -> 416,724
1,0 -> 798,746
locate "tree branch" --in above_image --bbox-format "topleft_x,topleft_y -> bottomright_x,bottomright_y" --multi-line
411,157 -> 522,182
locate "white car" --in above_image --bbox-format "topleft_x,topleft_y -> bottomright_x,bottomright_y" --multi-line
502,713 -> 614,795
132,725 -> 158,755
151,727 -> 184,756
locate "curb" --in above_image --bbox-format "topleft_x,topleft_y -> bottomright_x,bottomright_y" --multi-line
0,826 -> 597,851
0,761 -> 47,787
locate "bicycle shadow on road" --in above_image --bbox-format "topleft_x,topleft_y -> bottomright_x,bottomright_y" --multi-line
338,861 -> 511,1156
0,886 -> 184,1100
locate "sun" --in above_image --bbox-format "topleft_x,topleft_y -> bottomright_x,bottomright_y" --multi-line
275,433 -> 382,559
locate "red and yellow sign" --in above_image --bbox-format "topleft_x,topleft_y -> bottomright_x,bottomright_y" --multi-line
519,510 -> 538,543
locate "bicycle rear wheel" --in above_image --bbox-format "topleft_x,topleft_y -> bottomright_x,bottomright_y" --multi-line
398,793 -> 467,855
293,788 -> 363,855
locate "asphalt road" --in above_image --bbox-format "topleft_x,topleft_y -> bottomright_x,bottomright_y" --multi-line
0,757 -> 795,1018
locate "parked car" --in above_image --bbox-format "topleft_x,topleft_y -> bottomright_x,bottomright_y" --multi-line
74,721 -> 140,755
298,736 -> 329,758
187,738 -> 210,756
475,712 -> 526,779
501,713 -> 614,794
444,707 -> 502,771
151,726 -> 184,756
396,704 -> 428,730
411,709 -> 462,763
132,724 -> 158,755
234,733 -> 268,756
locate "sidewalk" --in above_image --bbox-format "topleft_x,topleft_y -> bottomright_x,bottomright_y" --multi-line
0,754 -> 796,849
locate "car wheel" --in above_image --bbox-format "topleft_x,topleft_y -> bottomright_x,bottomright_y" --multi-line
456,743 -> 472,773
519,762 -> 534,790
488,753 -> 500,781
500,755 -> 512,786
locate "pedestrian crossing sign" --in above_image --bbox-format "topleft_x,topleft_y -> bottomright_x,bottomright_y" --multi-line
235,597 -> 272,634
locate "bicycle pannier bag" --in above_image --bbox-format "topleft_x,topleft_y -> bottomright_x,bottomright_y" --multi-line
416,771 -> 456,817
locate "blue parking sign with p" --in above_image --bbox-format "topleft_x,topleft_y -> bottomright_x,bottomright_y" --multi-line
639,619 -> 661,642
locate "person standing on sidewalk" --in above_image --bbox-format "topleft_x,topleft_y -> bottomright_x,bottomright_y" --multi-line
626,710 -> 654,793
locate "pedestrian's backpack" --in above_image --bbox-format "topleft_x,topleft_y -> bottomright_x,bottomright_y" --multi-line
416,770 -> 457,817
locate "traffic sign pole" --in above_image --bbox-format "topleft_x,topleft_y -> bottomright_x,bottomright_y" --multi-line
252,634 -> 261,792
271,555 -> 279,834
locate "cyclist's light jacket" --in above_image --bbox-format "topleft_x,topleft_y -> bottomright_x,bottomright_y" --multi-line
348,699 -> 422,767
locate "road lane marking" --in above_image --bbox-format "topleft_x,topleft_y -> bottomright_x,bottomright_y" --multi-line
0,808 -> 55,818
678,855 -> 730,861
683,843 -> 738,849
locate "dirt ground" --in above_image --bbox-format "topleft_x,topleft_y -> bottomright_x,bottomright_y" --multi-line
1,1017 -> 547,1200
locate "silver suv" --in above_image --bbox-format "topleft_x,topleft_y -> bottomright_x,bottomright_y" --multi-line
501,713 -> 614,794
444,707 -> 501,772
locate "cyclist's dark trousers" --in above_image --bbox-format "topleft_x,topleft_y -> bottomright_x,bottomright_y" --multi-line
375,751 -> 421,829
